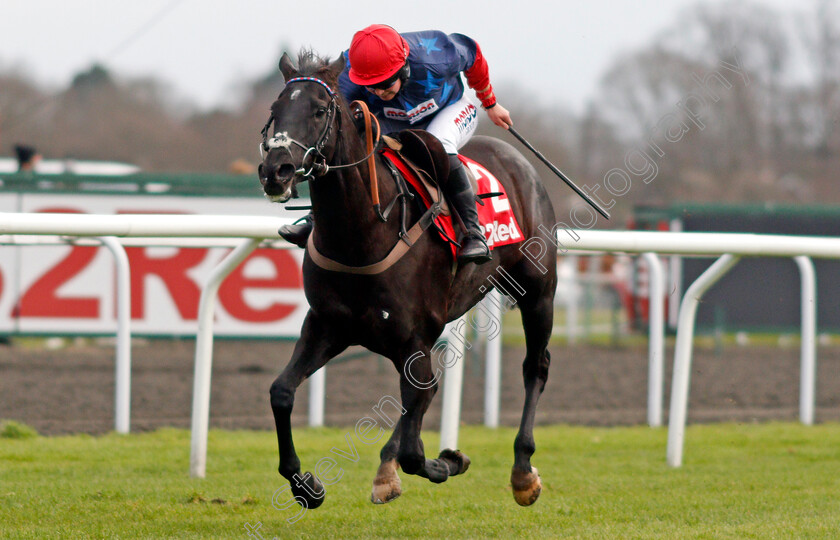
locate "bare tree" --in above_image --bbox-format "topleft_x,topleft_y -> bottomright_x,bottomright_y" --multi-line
587,1 -> 830,204
800,0 -> 840,157
0,71 -> 53,151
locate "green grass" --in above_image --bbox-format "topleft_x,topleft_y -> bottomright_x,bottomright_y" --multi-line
0,420 -> 39,439
2,423 -> 840,539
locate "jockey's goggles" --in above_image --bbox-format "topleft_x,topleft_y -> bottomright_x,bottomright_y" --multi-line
365,69 -> 402,90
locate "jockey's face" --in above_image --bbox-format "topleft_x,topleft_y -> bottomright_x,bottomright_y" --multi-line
367,78 -> 401,100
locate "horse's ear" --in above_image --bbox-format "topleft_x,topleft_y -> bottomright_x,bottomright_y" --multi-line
328,54 -> 346,78
279,52 -> 297,81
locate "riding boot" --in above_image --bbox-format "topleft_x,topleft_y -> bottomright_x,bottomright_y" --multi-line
445,155 -> 491,265
278,212 -> 313,248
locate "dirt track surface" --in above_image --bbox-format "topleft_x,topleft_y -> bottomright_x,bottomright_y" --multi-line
2,338 -> 840,435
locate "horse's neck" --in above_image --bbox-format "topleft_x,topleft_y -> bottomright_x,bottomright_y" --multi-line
311,168 -> 379,228
309,155 -> 401,263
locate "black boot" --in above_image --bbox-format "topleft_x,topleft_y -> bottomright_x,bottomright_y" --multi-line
445,155 -> 491,265
278,213 -> 313,248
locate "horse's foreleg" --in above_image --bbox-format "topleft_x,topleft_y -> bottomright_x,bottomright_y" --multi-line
270,311 -> 347,510
511,293 -> 553,506
397,372 -> 449,482
395,348 -> 469,485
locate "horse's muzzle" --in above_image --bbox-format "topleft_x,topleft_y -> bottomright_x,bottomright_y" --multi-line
259,162 -> 297,202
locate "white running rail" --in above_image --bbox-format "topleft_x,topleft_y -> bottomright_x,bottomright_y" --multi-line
0,213 -> 834,473
562,229 -> 828,467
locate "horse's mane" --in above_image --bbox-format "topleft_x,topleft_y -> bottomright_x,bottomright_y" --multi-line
295,49 -> 339,88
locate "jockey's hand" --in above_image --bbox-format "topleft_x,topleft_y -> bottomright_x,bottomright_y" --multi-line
485,103 -> 512,130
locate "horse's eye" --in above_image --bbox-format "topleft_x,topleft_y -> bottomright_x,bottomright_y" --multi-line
314,107 -> 327,118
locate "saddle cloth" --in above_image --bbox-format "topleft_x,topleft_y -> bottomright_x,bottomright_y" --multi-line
380,149 -> 524,257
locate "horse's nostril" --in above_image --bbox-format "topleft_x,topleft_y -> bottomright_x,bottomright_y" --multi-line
276,164 -> 296,181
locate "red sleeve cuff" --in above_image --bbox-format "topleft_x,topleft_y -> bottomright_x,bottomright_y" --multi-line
464,42 -> 495,108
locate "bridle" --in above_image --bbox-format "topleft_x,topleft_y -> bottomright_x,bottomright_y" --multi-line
260,76 -> 379,180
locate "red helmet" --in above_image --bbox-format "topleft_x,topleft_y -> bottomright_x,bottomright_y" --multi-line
348,24 -> 410,86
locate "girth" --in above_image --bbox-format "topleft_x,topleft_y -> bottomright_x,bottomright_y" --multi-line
305,200 -> 440,275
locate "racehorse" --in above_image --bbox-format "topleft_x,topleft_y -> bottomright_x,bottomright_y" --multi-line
258,50 -> 558,508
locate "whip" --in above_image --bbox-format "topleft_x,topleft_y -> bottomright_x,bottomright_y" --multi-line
506,125 -> 611,220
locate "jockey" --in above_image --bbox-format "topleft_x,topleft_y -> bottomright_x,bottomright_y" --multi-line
279,24 -> 513,265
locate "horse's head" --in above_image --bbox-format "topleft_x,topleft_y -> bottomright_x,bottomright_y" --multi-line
258,51 -> 347,203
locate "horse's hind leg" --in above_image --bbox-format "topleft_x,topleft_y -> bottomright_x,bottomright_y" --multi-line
270,311 -> 347,509
371,420 -> 402,504
509,264 -> 556,506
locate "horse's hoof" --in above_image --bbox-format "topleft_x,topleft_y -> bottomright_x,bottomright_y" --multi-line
370,459 -> 401,505
290,471 -> 326,509
370,482 -> 402,504
510,466 -> 541,506
438,449 -> 471,476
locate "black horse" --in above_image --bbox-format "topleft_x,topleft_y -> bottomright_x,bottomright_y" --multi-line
259,51 -> 557,508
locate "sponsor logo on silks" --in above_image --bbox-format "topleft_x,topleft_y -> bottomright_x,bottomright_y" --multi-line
383,99 -> 439,124
461,154 -> 524,249
453,104 -> 478,134
484,215 -> 522,247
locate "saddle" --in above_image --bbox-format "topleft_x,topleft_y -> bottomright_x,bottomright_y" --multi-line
381,129 -> 451,216
350,102 -> 477,211
378,128 -> 514,256
379,131 -> 459,253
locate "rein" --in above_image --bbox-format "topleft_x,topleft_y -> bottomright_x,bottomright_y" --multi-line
352,100 -> 382,214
